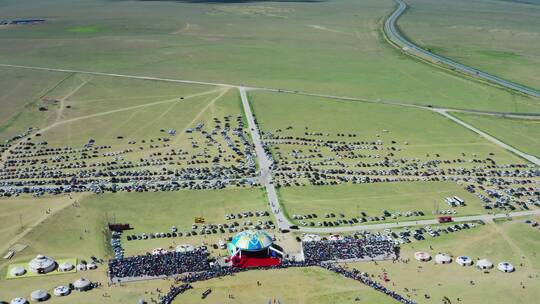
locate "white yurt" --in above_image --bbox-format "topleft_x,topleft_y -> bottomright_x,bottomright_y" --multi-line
151,248 -> 167,255
28,255 -> 56,274
302,234 -> 322,242
58,262 -> 74,272
10,298 -> 27,304
476,259 -> 494,270
10,266 -> 26,277
53,286 -> 70,297
414,251 -> 431,262
87,262 -> 97,270
175,244 -> 194,253
456,256 -> 473,266
435,253 -> 452,264
73,278 -> 92,291
30,290 -> 49,302
497,262 -> 515,273
76,263 -> 87,271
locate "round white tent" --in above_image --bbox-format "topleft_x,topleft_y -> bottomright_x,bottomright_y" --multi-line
175,244 -> 194,253
456,256 -> 473,266
73,278 -> 92,291
30,290 -> 49,302
76,263 -> 87,271
10,298 -> 27,304
87,262 -> 97,270
10,266 -> 26,277
53,286 -> 70,297
476,259 -> 494,270
28,255 -> 56,274
302,234 -> 322,242
435,253 -> 452,264
497,262 -> 515,273
414,251 -> 431,262
58,262 -> 74,272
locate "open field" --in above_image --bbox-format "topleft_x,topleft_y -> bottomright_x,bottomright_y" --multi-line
346,216 -> 540,304
279,182 -> 486,224
454,113 -> 540,158
0,0 -> 538,113
400,0 -> 540,89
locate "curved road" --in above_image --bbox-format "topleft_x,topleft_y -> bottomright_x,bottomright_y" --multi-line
385,0 -> 540,98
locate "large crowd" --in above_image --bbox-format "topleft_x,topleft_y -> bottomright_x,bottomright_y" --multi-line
159,284 -> 193,304
303,236 -> 397,263
108,249 -> 211,282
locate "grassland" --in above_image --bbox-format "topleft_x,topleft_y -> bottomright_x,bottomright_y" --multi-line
0,0 -> 538,113
454,113 -> 540,158
249,91 -> 523,164
279,182 -> 485,224
400,0 -> 540,89
346,216 -> 540,304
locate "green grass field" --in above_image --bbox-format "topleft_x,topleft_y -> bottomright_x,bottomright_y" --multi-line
0,0 -> 537,113
347,216 -> 540,304
279,182 -> 485,224
400,0 -> 540,90
454,113 -> 540,158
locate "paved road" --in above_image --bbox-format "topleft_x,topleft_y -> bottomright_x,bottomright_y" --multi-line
298,209 -> 540,233
384,0 -> 540,98
238,87 -> 294,230
434,109 -> 540,166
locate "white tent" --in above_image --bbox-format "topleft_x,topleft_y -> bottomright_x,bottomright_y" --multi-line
53,286 -> 70,297
435,253 -> 452,264
30,290 -> 49,302
74,278 -> 92,291
414,251 -> 431,262
175,244 -> 194,253
10,266 -> 26,277
476,259 -> 494,270
10,298 -> 27,304
28,255 -> 56,274
87,262 -> 97,270
58,262 -> 74,272
497,262 -> 515,273
302,234 -> 322,242
76,263 -> 87,271
456,256 -> 473,266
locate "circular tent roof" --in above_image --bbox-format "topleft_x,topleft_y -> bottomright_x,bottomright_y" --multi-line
414,251 -> 431,262
303,234 -> 322,242
10,298 -> 27,304
58,262 -> 74,272
230,230 -> 273,252
435,253 -> 452,264
476,259 -> 494,269
73,278 -> 92,291
175,244 -> 195,253
10,266 -> 26,277
30,290 -> 48,302
497,262 -> 515,273
456,256 -> 473,266
28,255 -> 56,274
53,286 -> 70,297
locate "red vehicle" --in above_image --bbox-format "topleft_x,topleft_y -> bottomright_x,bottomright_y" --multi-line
438,216 -> 453,223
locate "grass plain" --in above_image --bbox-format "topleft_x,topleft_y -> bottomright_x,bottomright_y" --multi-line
400,0 -> 540,89
0,0 -> 538,113
454,113 -> 540,158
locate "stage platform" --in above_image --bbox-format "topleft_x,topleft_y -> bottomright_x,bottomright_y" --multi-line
231,256 -> 281,268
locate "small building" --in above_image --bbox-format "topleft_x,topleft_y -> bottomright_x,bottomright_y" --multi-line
414,251 -> 431,262
28,255 -> 56,274
58,262 -> 74,272
476,259 -> 494,270
73,278 -> 92,291
302,234 -> 322,242
76,263 -> 87,271
435,253 -> 452,264
497,262 -> 515,273
456,256 -> 473,266
30,290 -> 49,302
10,298 -> 28,304
53,286 -> 70,297
175,244 -> 194,253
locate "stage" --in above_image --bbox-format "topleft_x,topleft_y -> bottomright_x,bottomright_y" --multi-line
230,256 -> 282,268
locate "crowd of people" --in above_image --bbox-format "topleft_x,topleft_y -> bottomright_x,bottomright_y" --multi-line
159,284 -> 192,304
108,249 -> 211,282
302,236 -> 397,263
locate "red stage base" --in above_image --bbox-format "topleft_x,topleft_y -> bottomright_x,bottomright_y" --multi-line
230,256 -> 281,268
